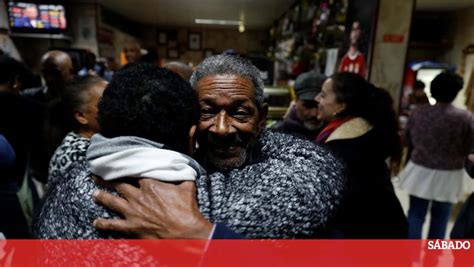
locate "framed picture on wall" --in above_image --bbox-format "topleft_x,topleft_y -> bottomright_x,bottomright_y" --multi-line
188,32 -> 201,50
167,48 -> 179,59
203,49 -> 214,58
339,0 -> 379,80
158,32 -> 167,45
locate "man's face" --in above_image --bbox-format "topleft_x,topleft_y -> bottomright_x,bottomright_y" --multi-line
24,6 -> 38,20
124,43 -> 141,64
43,58 -> 74,91
196,74 -> 267,171
350,21 -> 361,46
294,99 -> 320,130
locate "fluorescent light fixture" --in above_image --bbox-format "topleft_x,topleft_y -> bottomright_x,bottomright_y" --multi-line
195,19 -> 241,26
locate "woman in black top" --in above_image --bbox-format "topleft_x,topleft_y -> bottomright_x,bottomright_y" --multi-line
315,72 -> 407,238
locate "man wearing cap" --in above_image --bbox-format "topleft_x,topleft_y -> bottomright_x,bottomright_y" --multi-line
273,71 -> 327,140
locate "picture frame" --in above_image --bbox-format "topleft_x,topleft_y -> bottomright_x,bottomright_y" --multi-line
167,48 -> 179,59
158,32 -> 167,45
188,32 -> 201,50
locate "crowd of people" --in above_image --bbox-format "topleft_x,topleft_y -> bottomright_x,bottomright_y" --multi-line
0,42 -> 473,245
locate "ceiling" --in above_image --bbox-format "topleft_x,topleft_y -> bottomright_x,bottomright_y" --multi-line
97,0 -> 295,29
74,0 -> 474,30
416,0 -> 474,11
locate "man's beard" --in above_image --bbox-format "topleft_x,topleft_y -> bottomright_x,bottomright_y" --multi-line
200,133 -> 256,172
205,145 -> 248,171
304,120 -> 321,131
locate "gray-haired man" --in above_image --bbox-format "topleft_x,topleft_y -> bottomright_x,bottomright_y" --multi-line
93,55 -> 345,239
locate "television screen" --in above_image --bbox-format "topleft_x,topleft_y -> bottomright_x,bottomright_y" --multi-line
8,2 -> 66,32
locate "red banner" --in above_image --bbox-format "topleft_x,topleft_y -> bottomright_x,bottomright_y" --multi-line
0,240 -> 472,267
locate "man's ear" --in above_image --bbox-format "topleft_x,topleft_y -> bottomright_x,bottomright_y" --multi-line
257,103 -> 269,135
187,125 -> 197,156
74,110 -> 88,126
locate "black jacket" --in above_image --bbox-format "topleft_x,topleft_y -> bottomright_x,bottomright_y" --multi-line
0,92 -> 45,238
0,92 -> 45,184
321,117 -> 408,238
272,107 -> 323,140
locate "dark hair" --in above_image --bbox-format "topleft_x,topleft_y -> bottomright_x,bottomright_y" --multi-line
414,80 -> 425,90
331,72 -> 401,160
141,49 -> 159,65
0,55 -> 21,84
83,51 -> 97,70
98,63 -> 200,153
61,75 -> 105,130
430,71 -> 463,103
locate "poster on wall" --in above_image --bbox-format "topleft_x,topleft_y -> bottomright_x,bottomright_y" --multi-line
338,0 -> 378,79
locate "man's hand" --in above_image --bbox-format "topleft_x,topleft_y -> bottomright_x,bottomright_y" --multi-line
92,179 -> 213,239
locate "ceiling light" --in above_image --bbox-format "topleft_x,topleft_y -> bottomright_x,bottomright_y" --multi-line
195,19 -> 241,26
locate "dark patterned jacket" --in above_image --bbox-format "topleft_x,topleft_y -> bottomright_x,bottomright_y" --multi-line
35,130 -> 344,239
48,131 -> 90,187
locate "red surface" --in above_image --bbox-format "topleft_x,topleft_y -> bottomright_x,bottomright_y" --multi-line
0,240 -> 472,267
383,34 -> 405,43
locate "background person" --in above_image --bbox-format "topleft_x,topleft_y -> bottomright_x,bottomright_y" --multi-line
450,151 -> 474,239
315,72 -> 407,238
22,50 -> 75,103
400,71 -> 473,239
0,55 -> 23,94
122,39 -> 142,65
22,50 -> 76,184
35,64 -> 205,239
47,76 -> 107,188
408,80 -> 429,108
0,56 -> 44,238
272,70 -> 326,140
0,135 -> 15,167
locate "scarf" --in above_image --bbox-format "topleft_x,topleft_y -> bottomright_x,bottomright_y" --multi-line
87,134 -> 206,182
316,116 -> 354,143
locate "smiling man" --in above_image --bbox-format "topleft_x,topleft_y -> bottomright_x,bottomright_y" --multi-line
93,55 -> 345,239
194,70 -> 264,172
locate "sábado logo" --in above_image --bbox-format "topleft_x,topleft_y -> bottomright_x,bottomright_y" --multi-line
427,240 -> 471,250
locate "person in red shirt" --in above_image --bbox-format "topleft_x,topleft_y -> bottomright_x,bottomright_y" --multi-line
338,21 -> 366,78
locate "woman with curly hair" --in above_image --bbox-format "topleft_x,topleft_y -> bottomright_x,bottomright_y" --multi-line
316,72 -> 407,238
